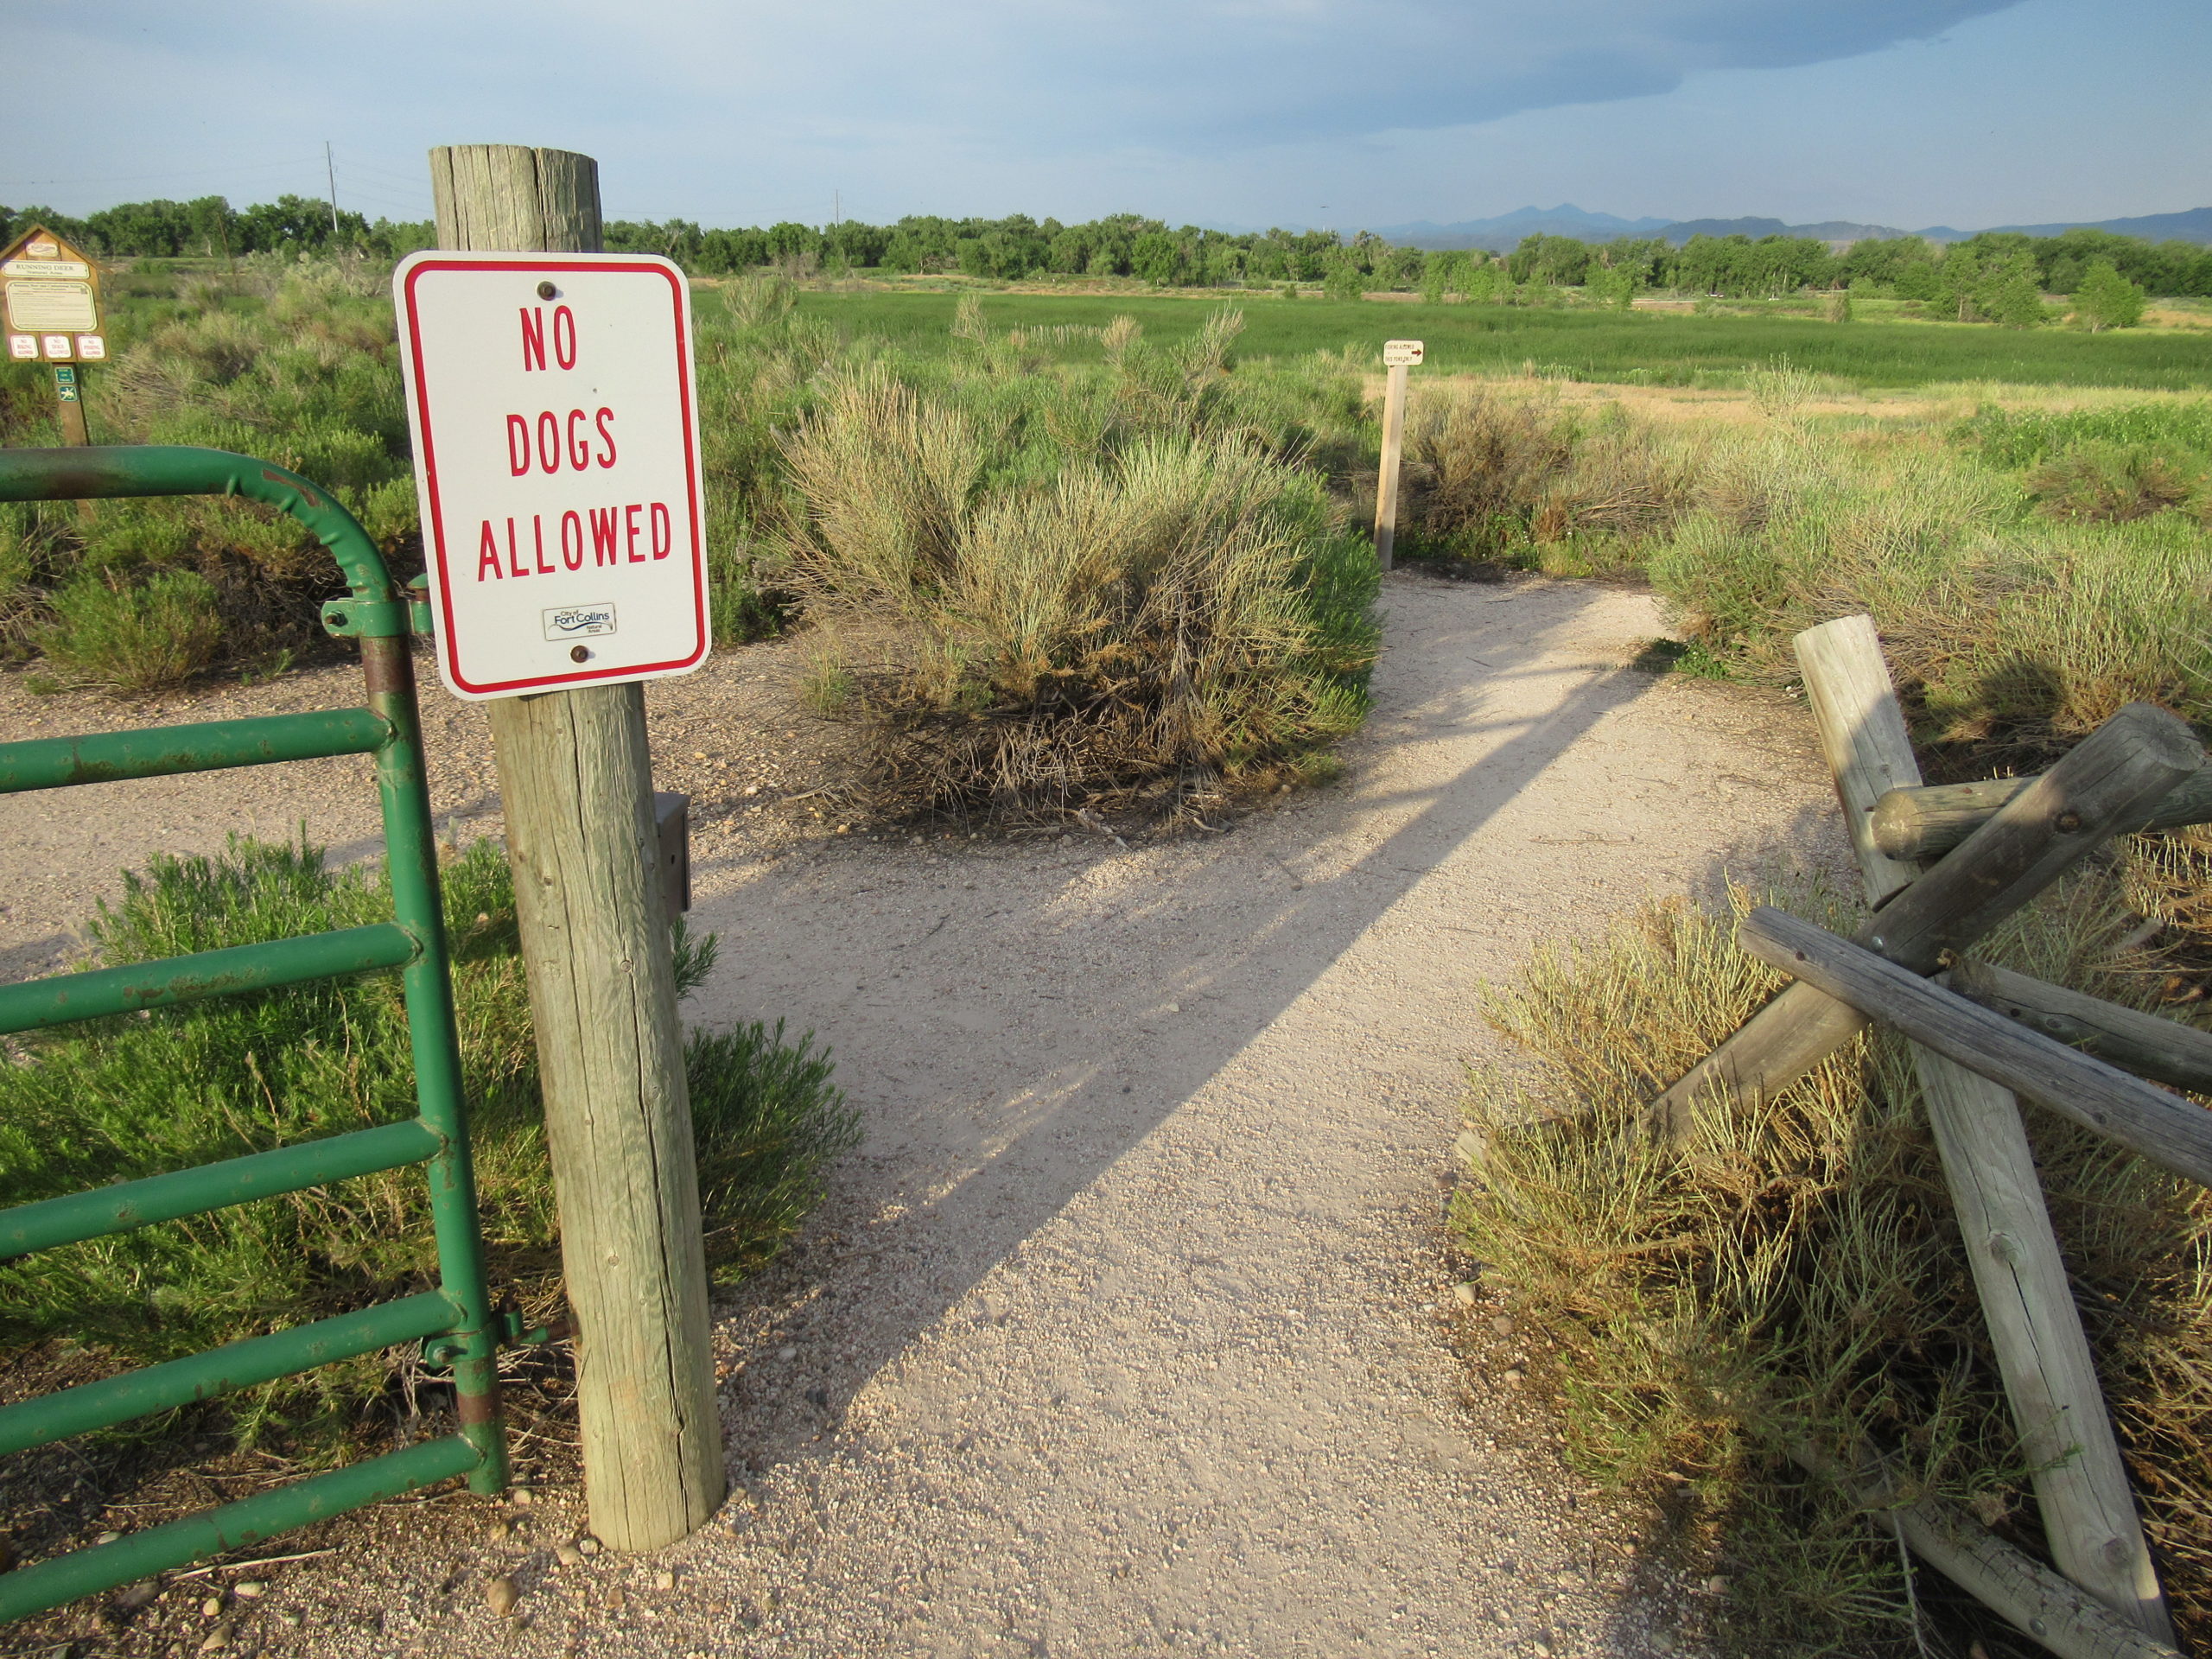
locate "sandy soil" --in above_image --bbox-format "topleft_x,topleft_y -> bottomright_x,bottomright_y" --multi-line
0,573 -> 1847,1657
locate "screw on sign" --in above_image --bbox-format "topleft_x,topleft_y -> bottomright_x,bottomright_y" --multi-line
393,251 -> 711,702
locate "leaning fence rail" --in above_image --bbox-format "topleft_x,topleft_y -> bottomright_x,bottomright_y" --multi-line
1649,613 -> 2207,1656
0,446 -> 513,1623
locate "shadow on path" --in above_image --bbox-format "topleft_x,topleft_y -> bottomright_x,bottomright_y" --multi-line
683,579 -> 1668,1478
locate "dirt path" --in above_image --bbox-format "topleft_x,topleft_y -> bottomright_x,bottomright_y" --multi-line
0,575 -> 1845,1657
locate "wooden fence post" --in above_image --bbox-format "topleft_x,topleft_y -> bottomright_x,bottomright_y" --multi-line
1790,615 -> 2172,1642
1373,352 -> 1411,571
429,143 -> 724,1552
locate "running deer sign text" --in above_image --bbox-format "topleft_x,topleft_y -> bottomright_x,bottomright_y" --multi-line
394,251 -> 709,700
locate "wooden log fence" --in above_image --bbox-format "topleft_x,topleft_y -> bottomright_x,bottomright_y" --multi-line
1946,959 -> 2212,1096
1738,906 -> 2212,1189
1646,698 -> 2203,1139
1873,767 -> 2212,864
1793,1440 -> 2186,1659
1648,614 -> 2211,1651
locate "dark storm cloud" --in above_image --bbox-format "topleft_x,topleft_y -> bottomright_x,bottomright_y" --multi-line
708,0 -> 2025,149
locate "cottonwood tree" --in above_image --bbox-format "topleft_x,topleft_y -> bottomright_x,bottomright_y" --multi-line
2072,258 -> 2147,331
1978,251 -> 2049,327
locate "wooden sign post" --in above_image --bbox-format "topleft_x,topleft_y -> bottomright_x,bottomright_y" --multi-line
420,143 -> 724,1553
3,225 -> 106,446
1373,338 -> 1422,571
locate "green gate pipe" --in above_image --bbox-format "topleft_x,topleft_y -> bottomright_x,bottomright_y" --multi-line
0,922 -> 418,1034
0,1292 -> 461,1456
0,443 -> 509,1614
0,1119 -> 443,1259
0,448 -> 401,627
0,707 -> 390,792
0,1434 -> 485,1624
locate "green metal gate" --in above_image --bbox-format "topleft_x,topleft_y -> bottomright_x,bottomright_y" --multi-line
0,447 -> 509,1621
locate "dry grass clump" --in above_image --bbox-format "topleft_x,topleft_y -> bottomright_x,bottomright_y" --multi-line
1453,863 -> 2212,1656
2025,442 -> 2200,523
774,370 -> 1376,821
1397,387 -> 1691,570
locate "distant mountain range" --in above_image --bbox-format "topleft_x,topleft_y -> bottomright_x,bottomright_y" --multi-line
1366,202 -> 2212,251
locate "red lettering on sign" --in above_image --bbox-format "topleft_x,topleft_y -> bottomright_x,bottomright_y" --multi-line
626,503 -> 643,562
590,506 -> 619,566
562,511 -> 584,571
506,415 -> 530,476
533,515 -> 554,574
505,518 -> 526,579
552,305 -> 577,370
536,412 -> 559,475
567,409 -> 590,470
595,407 -> 617,468
520,308 -> 546,372
478,520 -> 502,581
650,502 -> 671,560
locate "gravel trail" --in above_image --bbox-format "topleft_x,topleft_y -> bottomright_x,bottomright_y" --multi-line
0,574 -> 1843,1656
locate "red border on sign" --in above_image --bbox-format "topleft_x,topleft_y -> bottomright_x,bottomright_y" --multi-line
399,255 -> 709,696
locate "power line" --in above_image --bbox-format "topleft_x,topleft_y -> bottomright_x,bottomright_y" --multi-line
3,157 -> 326,192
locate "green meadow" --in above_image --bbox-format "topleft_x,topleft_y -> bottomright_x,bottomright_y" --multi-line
794,288 -> 2212,390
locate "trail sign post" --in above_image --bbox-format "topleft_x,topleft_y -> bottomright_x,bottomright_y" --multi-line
3,226 -> 104,445
1374,339 -> 1422,571
394,251 -> 710,702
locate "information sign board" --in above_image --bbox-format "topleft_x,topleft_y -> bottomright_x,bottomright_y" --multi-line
1,226 -> 103,363
1382,339 -> 1425,367
394,251 -> 710,701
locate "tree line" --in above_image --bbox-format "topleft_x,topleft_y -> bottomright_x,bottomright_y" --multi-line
6,195 -> 2206,316
1,196 -> 432,264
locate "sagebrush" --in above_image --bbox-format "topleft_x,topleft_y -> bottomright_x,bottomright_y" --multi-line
0,836 -> 856,1448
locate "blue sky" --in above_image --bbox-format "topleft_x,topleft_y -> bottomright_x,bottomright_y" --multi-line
8,0 -> 2208,233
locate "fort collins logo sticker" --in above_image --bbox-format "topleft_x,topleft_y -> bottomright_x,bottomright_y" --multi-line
393,251 -> 710,700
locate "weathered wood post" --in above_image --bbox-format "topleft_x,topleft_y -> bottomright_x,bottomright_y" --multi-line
1371,339 -> 1422,571
1791,615 -> 2172,1641
428,143 -> 724,1551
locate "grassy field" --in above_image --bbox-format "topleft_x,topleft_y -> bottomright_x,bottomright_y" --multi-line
794,289 -> 2212,391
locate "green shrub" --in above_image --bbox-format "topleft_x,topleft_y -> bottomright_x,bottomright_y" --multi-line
36,569 -> 226,692
777,367 -> 1376,817
1952,400 -> 2212,468
0,836 -> 855,1441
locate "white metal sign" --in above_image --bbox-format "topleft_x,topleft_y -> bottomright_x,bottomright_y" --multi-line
1382,339 -> 1424,367
394,251 -> 710,701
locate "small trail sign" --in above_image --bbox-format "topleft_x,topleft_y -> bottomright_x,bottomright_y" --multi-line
2,226 -> 105,365
1373,340 -> 1423,570
394,251 -> 710,701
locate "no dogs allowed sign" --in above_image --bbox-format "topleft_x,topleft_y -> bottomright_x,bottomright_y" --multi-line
394,251 -> 710,700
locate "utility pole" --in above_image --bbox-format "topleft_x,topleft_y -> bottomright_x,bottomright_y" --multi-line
324,142 -> 340,238
425,143 -> 725,1554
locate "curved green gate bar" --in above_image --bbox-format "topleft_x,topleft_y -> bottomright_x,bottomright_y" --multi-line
0,447 -> 509,1623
